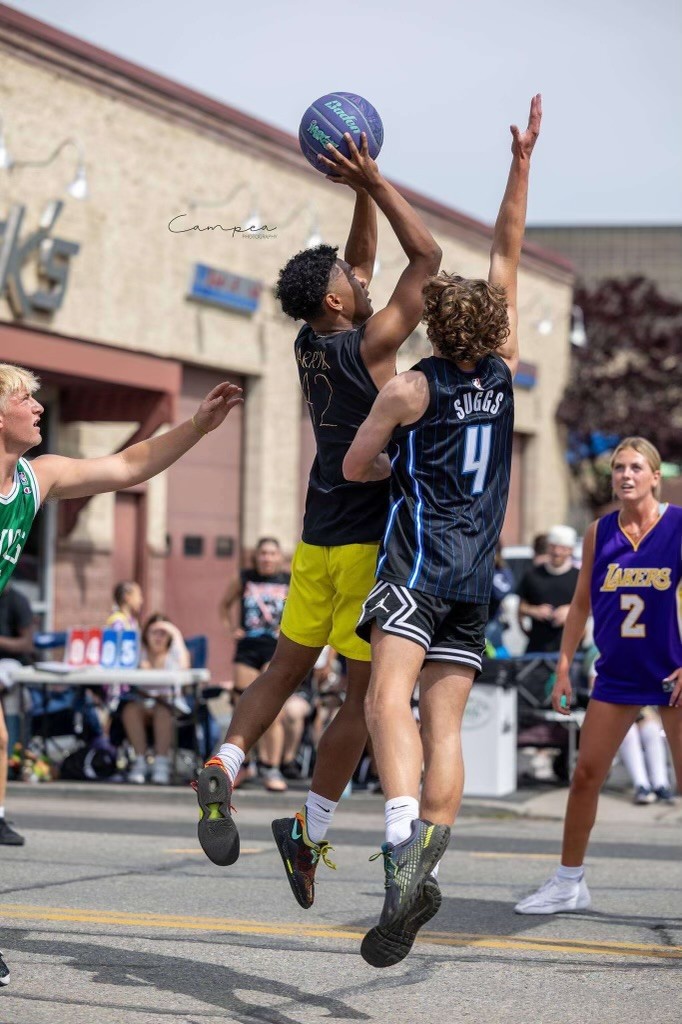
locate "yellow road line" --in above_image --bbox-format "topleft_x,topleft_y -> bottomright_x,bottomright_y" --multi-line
0,903 -> 679,960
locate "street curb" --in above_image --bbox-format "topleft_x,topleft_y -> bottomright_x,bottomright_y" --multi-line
7,780 -> 528,818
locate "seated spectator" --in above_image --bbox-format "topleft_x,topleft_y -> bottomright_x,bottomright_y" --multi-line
106,581 -> 143,633
121,614 -> 190,785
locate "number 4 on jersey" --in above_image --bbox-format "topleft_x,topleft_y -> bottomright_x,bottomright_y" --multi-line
463,424 -> 492,494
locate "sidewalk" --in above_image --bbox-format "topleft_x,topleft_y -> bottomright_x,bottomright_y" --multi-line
8,778 -> 682,825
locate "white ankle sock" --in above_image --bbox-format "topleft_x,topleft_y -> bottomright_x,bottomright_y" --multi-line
430,860 -> 440,879
557,863 -> 584,881
304,791 -> 338,844
216,742 -> 245,786
385,796 -> 419,846
0,806 -> 4,819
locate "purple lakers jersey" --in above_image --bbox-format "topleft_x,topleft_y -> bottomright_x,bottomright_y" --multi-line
591,504 -> 682,705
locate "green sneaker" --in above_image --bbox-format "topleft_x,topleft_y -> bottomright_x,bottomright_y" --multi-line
361,818 -> 449,968
272,807 -> 336,909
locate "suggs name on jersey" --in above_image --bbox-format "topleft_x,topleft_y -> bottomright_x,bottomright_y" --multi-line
453,389 -> 505,421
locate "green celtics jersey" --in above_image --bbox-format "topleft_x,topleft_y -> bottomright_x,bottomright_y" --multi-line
0,457 -> 41,595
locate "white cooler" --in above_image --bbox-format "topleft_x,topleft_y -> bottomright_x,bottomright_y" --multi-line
461,664 -> 517,797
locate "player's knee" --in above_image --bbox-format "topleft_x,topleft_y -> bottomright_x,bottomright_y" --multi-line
262,659 -> 305,696
570,759 -> 603,795
364,682 -> 398,728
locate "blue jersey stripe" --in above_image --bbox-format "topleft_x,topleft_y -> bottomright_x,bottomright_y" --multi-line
407,431 -> 425,588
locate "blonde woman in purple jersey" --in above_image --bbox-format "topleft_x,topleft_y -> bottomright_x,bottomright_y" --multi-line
516,437 -> 682,914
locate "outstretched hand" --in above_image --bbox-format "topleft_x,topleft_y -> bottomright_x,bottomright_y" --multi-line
511,93 -> 542,161
194,382 -> 243,433
317,132 -> 382,191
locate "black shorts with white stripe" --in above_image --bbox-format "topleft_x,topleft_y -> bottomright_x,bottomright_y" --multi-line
356,581 -> 487,673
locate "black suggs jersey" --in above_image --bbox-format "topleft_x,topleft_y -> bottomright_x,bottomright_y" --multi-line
377,354 -> 514,602
295,323 -> 389,546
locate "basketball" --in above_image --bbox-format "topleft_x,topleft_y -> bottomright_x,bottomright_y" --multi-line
299,92 -> 384,173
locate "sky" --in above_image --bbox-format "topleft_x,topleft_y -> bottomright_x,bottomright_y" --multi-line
6,0 -> 682,227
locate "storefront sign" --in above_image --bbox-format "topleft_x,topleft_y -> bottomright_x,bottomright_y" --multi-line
0,200 -> 80,318
187,262 -> 262,314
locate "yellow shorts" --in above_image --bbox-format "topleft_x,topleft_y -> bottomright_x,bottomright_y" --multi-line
280,541 -> 379,662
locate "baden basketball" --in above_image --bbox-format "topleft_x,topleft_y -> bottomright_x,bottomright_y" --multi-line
299,92 -> 384,173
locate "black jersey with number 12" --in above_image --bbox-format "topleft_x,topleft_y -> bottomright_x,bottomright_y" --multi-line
295,323 -> 389,546
377,354 -> 514,603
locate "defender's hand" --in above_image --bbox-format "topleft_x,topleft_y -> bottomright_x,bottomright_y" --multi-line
511,93 -> 542,160
193,382 -> 243,434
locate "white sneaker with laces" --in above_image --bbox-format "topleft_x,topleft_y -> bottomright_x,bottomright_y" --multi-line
151,756 -> 170,785
514,873 -> 591,914
127,756 -> 147,785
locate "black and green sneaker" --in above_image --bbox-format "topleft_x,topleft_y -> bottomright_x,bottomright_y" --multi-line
193,757 -> 240,866
361,818 -> 449,968
0,950 -> 9,987
272,807 -> 337,909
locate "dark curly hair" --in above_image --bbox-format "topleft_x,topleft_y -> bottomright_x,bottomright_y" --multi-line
422,273 -> 510,361
275,244 -> 339,321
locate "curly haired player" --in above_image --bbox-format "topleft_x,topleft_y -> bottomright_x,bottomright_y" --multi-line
344,95 -> 542,967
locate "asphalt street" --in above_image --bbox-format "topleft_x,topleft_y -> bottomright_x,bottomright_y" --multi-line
0,781 -> 681,1024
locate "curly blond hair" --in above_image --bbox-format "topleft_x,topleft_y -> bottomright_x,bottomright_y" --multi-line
421,273 -> 509,361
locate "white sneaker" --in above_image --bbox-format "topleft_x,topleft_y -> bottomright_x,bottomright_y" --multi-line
127,756 -> 147,785
514,873 -> 591,915
151,756 -> 170,785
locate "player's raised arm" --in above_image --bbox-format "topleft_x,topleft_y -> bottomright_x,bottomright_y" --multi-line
319,134 -> 441,384
32,382 -> 243,501
488,93 -> 542,377
343,371 -> 428,482
344,187 -> 378,287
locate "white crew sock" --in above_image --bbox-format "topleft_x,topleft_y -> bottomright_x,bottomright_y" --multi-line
557,863 -> 584,881
216,742 -> 245,786
618,724 -> 650,790
304,791 -> 338,844
385,796 -> 419,847
0,806 -> 4,819
639,718 -> 670,791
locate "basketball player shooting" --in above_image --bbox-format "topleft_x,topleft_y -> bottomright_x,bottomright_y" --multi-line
194,127 -> 443,912
343,95 -> 542,967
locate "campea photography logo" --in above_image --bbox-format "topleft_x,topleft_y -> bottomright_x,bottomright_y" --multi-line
168,214 -> 277,240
